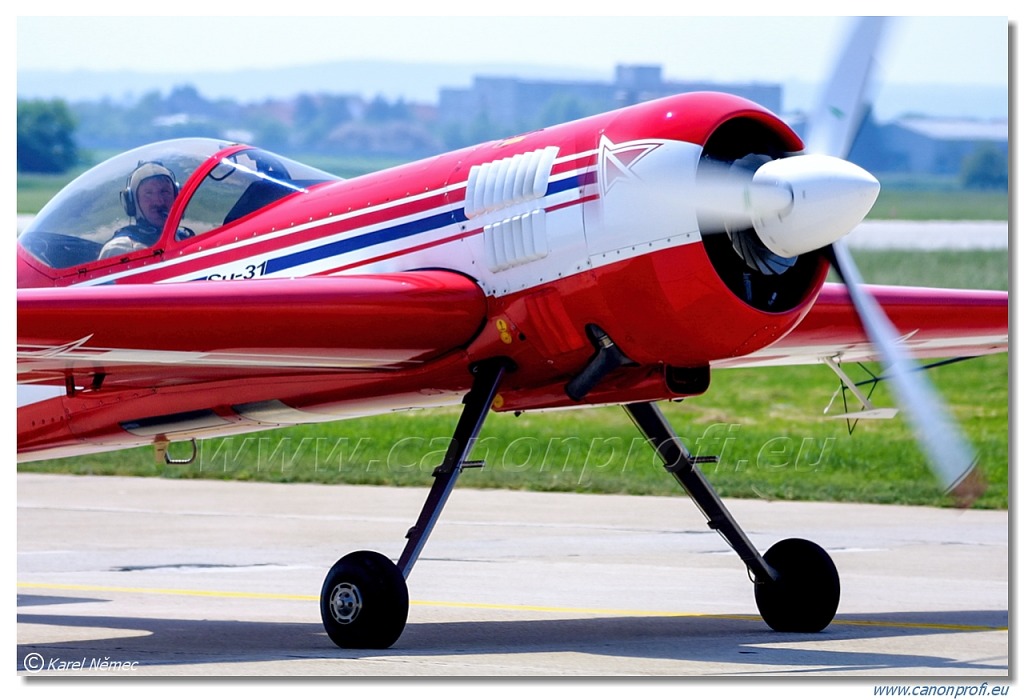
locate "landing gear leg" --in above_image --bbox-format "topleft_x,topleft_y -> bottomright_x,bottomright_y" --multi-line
624,401 -> 840,632
397,358 -> 510,577
319,359 -> 511,649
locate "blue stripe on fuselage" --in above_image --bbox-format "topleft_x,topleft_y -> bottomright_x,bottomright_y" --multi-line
262,173 -> 582,276
263,209 -> 464,275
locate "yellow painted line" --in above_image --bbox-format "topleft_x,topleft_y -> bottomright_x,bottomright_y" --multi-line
18,582 -> 1007,633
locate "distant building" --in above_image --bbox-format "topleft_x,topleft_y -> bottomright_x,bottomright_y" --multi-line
862,118 -> 1009,175
786,112 -> 1008,180
438,65 -> 782,138
439,66 -> 1007,181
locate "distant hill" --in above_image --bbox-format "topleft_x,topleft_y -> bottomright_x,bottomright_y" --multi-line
17,60 -> 1007,122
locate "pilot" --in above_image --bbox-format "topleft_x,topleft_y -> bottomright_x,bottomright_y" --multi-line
99,161 -> 190,259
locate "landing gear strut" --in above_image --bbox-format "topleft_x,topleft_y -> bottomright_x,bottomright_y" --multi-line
624,401 -> 840,633
319,359 -> 510,649
319,371 -> 838,648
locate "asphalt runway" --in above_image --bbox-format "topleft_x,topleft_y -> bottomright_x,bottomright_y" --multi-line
17,473 -> 1008,677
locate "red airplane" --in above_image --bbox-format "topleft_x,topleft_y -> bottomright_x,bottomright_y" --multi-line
16,18 -> 1007,649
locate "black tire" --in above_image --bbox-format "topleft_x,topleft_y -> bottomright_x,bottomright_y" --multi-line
320,550 -> 409,649
754,538 -> 840,633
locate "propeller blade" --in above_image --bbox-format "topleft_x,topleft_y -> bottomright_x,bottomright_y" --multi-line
827,241 -> 984,505
808,18 -> 982,504
804,16 -> 890,160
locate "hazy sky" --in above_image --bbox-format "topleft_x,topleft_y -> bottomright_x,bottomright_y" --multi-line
15,13 -> 1011,88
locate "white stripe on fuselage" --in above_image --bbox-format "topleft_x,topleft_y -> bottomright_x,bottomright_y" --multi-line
77,148 -> 604,288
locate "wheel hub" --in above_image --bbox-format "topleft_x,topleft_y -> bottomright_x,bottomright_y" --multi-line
328,582 -> 363,625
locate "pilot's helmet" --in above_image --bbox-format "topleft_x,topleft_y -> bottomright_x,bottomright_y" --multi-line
121,161 -> 179,218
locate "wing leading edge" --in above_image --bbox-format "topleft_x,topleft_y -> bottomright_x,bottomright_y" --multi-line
17,272 -> 488,389
716,283 -> 1008,369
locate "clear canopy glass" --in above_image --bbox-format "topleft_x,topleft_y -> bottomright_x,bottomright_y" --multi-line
19,138 -> 340,270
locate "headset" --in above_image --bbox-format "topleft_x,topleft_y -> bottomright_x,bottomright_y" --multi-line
120,161 -> 180,219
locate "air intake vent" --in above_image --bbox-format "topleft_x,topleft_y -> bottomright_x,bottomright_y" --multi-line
465,146 -> 559,218
484,210 -> 548,272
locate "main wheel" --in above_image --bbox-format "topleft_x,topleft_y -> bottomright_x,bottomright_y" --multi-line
320,550 -> 409,649
754,538 -> 840,633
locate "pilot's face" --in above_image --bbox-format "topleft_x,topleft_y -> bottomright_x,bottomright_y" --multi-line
136,176 -> 176,228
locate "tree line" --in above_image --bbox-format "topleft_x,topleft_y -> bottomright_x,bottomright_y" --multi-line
17,86 -> 456,175
17,99 -> 78,173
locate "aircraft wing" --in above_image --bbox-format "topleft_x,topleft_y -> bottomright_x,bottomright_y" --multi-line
715,283 -> 1008,369
17,272 -> 487,390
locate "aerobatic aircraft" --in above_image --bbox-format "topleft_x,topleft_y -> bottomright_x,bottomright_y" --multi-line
16,18 -> 1008,649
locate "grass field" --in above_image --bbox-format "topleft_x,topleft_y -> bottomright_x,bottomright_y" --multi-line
871,187 -> 1008,221
18,248 -> 1009,509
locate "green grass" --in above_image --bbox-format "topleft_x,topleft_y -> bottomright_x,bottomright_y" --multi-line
17,172 -> 85,214
828,249 -> 1008,289
19,249 -> 1009,509
20,356 -> 1008,509
869,188 -> 1008,221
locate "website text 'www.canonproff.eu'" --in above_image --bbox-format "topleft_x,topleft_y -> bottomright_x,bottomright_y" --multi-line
874,685 -> 1009,697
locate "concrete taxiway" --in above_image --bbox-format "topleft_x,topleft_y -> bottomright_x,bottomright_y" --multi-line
17,473 -> 1008,677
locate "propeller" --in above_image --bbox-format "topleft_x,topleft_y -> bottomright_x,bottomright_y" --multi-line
698,17 -> 983,504
826,240 -> 983,505
815,19 -> 983,505
810,17 -> 983,505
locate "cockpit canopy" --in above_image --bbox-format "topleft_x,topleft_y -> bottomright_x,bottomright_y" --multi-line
19,138 -> 340,271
